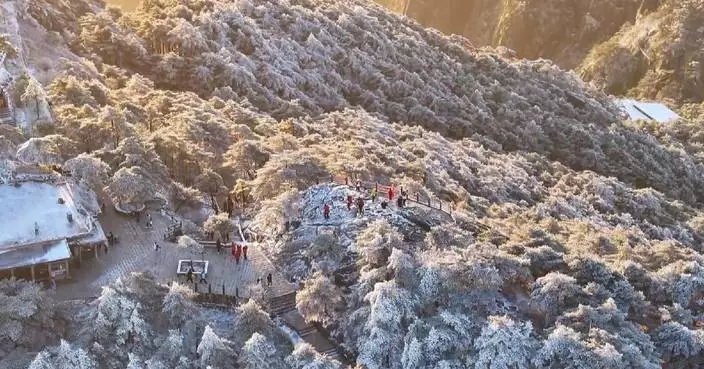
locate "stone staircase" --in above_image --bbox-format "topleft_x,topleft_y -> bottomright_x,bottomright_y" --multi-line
268,291 -> 297,316
0,108 -> 14,125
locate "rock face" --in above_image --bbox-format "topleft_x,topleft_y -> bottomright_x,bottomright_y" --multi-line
380,0 -> 653,69
376,0 -> 704,108
578,0 -> 704,105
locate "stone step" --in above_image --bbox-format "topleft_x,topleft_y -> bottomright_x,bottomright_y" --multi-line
269,303 -> 297,316
298,326 -> 317,337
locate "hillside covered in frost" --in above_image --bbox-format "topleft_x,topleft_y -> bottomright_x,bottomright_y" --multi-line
376,0 -> 704,113
1,0 -> 704,368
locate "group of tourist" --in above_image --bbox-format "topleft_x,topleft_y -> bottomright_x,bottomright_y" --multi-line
323,182 -> 417,219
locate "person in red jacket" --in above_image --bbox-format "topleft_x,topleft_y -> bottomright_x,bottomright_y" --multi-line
323,203 -> 331,219
231,242 -> 236,261
243,244 -> 248,260
388,186 -> 394,201
235,244 -> 242,264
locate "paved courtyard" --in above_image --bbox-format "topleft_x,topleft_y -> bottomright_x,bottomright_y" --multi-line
55,200 -> 294,301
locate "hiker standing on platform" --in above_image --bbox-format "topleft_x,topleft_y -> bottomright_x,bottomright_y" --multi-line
235,244 -> 242,264
346,195 -> 353,210
231,242 -> 236,261
388,187 -> 394,201
243,244 -> 248,260
356,197 -> 365,216
186,266 -> 194,283
371,187 -> 377,202
216,238 -> 222,253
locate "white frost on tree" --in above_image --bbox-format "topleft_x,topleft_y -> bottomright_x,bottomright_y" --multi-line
162,282 -> 197,326
296,271 -> 343,326
106,166 -> 154,210
20,75 -> 47,120
197,325 -> 236,369
285,343 -> 343,369
28,340 -> 97,369
238,332 -> 286,369
474,315 -> 536,369
64,153 -> 110,192
177,235 -> 205,262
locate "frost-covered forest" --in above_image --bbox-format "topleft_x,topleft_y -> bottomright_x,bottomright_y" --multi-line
1,0 -> 704,368
375,0 -> 704,110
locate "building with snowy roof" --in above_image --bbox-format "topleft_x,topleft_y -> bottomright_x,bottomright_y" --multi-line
0,168 -> 106,282
616,99 -> 681,123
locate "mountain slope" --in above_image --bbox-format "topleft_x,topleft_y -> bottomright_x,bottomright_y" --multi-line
41,0 -> 704,204
375,0 -> 704,111
375,0 -> 654,69
1,1 -> 704,368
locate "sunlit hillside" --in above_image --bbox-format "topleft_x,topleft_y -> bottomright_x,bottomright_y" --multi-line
1,1 -> 703,369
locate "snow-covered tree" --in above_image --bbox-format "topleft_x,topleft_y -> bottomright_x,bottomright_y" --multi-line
238,332 -> 286,369
162,282 -> 197,326
177,235 -> 205,262
653,322 -> 704,367
197,325 -> 236,369
533,325 -> 594,369
232,300 -> 285,350
28,340 -> 97,369
106,166 -> 154,210
356,280 -> 417,369
356,220 -> 404,267
16,135 -> 76,165
194,169 -> 226,197
0,278 -> 62,351
296,271 -> 343,326
223,140 -> 270,181
203,212 -> 235,241
474,315 -> 536,369
530,272 -> 580,325
286,343 -> 343,369
20,76 -> 46,120
0,34 -> 19,59
64,153 -> 110,192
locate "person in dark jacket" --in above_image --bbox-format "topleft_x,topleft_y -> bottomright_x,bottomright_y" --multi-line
356,197 -> 365,216
243,245 -> 248,260
267,273 -> 272,286
216,238 -> 222,253
346,195 -> 353,210
186,266 -> 194,283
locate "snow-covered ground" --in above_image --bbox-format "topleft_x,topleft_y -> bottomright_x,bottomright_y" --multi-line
0,182 -> 92,248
